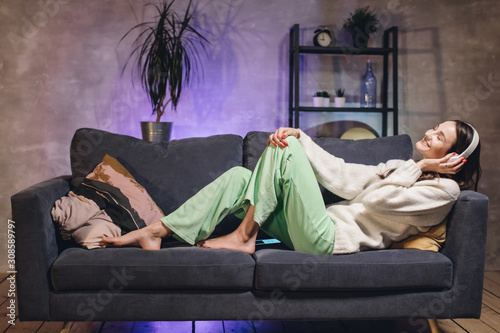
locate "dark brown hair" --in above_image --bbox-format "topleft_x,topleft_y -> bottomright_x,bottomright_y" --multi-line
448,120 -> 482,191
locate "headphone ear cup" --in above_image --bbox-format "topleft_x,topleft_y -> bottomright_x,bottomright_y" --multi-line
448,155 -> 460,163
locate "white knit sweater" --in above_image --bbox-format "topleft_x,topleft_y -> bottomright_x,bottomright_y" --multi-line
298,130 -> 460,254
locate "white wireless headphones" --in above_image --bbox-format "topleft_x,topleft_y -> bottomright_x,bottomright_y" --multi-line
448,123 -> 479,163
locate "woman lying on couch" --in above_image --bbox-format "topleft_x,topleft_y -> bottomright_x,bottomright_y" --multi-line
102,120 -> 481,255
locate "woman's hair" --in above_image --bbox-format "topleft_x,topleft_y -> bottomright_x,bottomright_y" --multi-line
448,120 -> 482,191
418,120 -> 481,190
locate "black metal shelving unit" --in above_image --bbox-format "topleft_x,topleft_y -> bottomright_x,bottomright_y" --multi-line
288,24 -> 398,136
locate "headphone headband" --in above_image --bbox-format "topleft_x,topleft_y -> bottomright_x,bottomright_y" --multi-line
461,123 -> 479,159
448,123 -> 479,163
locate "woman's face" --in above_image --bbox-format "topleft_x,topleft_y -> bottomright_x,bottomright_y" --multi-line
416,121 -> 457,159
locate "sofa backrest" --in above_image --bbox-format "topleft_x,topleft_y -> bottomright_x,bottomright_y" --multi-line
70,128 -> 243,214
70,128 -> 413,213
243,131 -> 414,205
243,131 -> 414,170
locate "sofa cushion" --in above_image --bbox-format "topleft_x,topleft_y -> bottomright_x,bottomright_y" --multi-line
243,131 -> 413,171
253,249 -> 452,291
70,129 -> 243,215
243,131 -> 273,171
312,134 -> 414,165
71,128 -> 169,188
155,134 -> 243,215
51,247 -> 255,291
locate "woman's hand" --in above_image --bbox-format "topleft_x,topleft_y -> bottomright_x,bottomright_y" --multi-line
267,127 -> 301,148
416,152 -> 466,175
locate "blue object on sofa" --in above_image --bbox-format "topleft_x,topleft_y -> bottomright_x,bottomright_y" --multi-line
12,128 -> 488,322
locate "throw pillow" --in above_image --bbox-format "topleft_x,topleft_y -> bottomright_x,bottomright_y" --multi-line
391,220 -> 447,252
74,154 -> 165,233
52,191 -> 122,249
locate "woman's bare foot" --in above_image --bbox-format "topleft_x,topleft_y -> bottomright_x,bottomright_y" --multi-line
101,220 -> 171,250
197,222 -> 259,255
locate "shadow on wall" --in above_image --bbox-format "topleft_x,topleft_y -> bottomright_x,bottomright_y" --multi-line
277,31 -> 289,129
191,0 -> 242,120
111,0 -> 265,138
399,27 -> 445,135
190,0 -> 271,125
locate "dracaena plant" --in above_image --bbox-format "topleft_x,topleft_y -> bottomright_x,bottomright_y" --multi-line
121,0 -> 209,122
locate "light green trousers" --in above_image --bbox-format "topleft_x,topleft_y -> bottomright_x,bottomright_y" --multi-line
161,137 -> 335,255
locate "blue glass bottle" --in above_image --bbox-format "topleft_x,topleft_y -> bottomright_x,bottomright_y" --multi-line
360,60 -> 377,108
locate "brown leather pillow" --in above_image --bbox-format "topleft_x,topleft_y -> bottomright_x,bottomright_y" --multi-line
86,154 -> 165,226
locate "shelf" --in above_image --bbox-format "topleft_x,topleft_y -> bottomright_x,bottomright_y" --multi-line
298,46 -> 394,56
298,107 -> 396,113
289,24 -> 399,136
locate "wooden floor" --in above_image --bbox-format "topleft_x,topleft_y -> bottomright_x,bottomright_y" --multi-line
1,271 -> 499,333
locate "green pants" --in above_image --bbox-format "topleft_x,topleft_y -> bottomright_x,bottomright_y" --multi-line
161,137 -> 335,255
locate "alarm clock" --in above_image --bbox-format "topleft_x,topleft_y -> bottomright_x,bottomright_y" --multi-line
313,27 -> 333,47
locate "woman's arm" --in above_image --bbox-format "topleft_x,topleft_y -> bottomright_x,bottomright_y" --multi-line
362,160 -> 461,226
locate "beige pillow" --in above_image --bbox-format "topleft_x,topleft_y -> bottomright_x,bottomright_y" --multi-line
52,191 -> 122,249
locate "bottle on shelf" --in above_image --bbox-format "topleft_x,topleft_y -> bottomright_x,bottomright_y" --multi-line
360,59 -> 377,108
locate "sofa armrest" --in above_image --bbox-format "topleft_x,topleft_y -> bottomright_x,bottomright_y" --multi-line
440,190 -> 489,318
11,176 -> 71,321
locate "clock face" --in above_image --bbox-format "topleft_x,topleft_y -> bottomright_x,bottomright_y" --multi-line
314,30 -> 332,47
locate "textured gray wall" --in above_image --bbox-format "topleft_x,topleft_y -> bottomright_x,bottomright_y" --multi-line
1,0 -> 499,271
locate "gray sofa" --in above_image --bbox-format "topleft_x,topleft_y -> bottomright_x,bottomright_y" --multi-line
12,128 -> 488,323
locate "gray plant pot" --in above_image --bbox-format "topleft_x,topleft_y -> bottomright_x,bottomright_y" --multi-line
141,121 -> 172,142
352,31 -> 369,49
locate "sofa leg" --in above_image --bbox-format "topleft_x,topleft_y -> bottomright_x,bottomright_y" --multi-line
61,321 -> 74,333
428,319 -> 441,333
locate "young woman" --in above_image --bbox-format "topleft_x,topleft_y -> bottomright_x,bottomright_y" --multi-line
102,120 -> 481,255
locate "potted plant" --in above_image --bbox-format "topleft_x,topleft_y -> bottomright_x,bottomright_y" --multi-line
313,91 -> 323,107
313,91 -> 330,107
321,91 -> 330,107
121,0 -> 209,142
342,6 -> 379,49
334,89 -> 345,107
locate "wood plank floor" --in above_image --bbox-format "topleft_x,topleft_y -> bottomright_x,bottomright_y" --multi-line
1,271 -> 499,333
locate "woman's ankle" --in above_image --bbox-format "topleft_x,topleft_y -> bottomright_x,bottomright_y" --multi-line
235,221 -> 259,243
149,220 -> 171,238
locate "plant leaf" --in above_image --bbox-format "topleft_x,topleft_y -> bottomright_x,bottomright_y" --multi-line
119,0 -> 209,120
